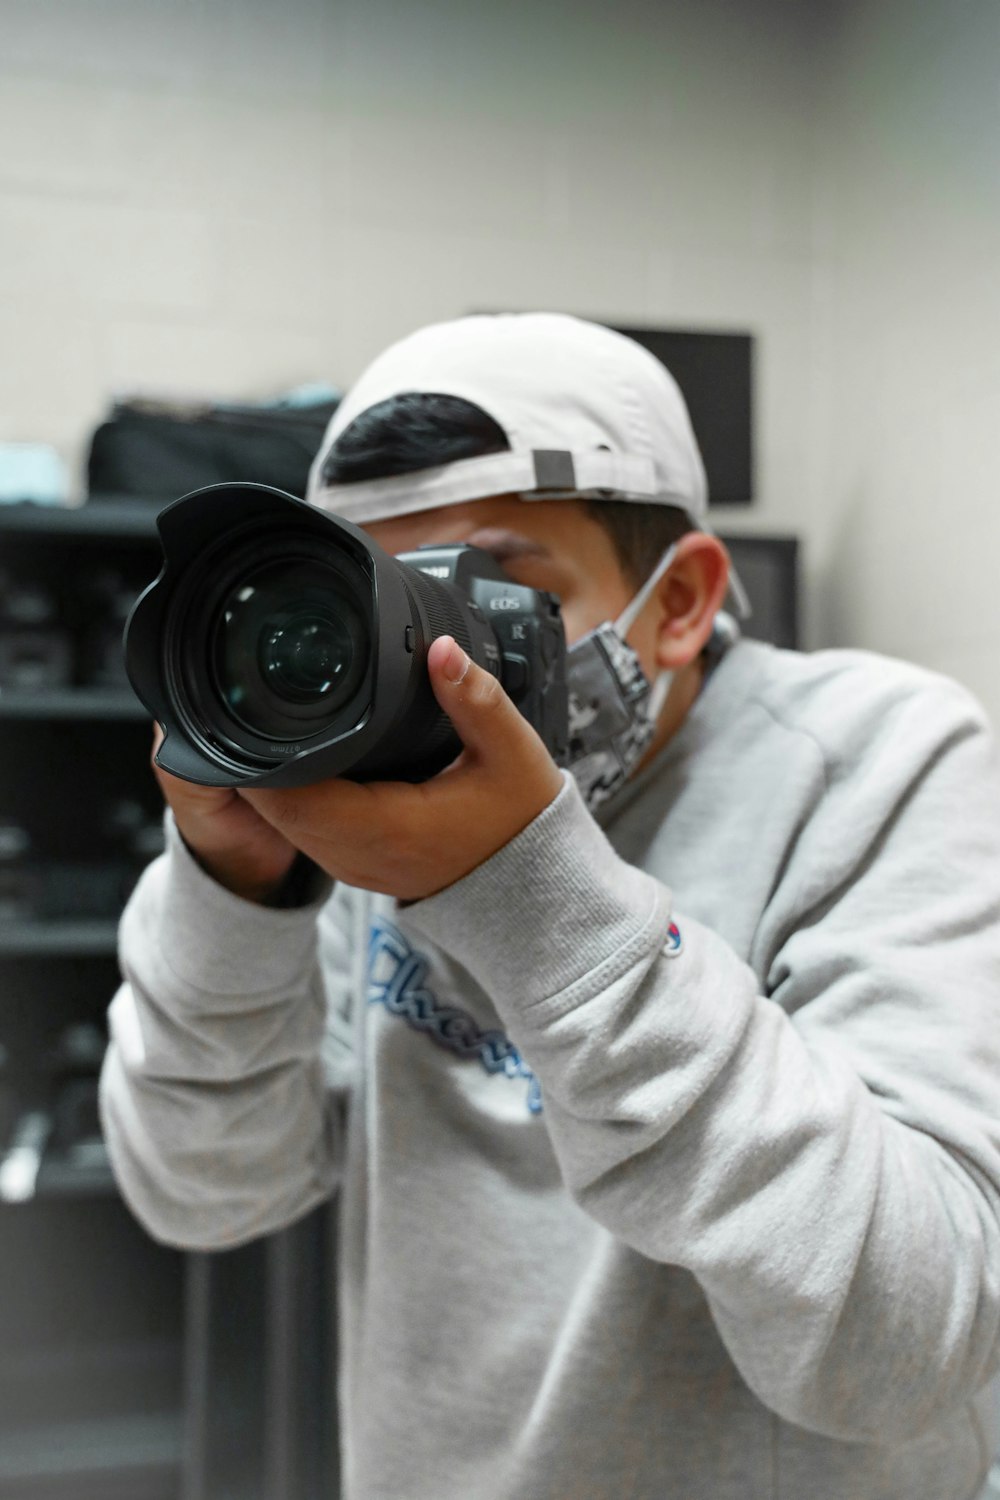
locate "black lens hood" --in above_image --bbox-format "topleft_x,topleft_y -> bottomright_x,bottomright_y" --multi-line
125,483 -> 433,789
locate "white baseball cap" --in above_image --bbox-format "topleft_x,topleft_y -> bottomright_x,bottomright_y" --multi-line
307,312 -> 709,527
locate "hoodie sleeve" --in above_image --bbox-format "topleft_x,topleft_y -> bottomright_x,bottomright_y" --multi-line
404,688 -> 1000,1446
99,815 -> 351,1251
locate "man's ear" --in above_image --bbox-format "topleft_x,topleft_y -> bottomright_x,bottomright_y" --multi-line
654,533 -> 731,670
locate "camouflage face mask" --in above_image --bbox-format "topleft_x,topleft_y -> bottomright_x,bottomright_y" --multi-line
564,545 -> 678,813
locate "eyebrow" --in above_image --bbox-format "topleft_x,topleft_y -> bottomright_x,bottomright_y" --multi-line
463,527 -> 552,563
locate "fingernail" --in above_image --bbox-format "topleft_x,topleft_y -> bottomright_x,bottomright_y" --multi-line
442,639 -> 470,684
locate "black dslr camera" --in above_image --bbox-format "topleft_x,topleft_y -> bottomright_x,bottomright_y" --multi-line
124,483 -> 568,788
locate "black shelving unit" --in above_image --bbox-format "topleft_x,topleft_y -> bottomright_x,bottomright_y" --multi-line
0,501 -> 186,1499
0,500 -> 338,1500
0,688 -> 148,720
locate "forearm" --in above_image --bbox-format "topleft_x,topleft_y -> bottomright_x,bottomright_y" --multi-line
100,817 -> 342,1250
406,776 -> 1000,1441
533,928 -> 1000,1441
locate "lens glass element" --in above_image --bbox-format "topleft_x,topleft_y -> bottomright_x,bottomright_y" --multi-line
258,610 -> 352,704
212,558 -> 370,739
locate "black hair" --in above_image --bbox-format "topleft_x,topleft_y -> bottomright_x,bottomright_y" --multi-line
320,392 -> 509,482
322,391 -> 692,585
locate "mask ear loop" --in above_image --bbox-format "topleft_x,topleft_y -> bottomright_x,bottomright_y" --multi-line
613,539 -> 747,726
615,534 -> 753,641
613,543 -> 679,640
646,666 -> 674,720
612,543 -> 680,731
725,563 -> 753,622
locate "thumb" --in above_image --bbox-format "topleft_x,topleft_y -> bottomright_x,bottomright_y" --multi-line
426,635 -> 527,761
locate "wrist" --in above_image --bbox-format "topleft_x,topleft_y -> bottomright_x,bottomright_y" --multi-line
178,834 -> 297,906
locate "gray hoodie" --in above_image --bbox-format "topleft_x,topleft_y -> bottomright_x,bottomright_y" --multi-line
100,639 -> 1000,1500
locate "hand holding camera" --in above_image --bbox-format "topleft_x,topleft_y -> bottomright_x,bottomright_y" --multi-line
152,636 -> 563,903
131,483 -> 568,902
241,633 -> 564,902
149,723 -> 301,904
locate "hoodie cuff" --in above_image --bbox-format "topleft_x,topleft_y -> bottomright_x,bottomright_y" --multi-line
404,772 -> 670,1016
134,813 -> 333,996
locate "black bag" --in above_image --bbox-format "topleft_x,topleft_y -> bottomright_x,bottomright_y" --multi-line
86,396 -> 340,503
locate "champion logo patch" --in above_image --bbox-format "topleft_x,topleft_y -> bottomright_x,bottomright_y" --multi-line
367,917 -> 543,1115
664,921 -> 683,958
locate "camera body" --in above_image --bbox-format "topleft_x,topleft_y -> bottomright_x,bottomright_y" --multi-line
398,538 -> 566,756
124,483 -> 568,789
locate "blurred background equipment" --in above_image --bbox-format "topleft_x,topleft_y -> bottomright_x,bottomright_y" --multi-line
79,568 -> 148,689
0,444 -> 68,508
87,386 -> 341,504
0,499 -> 338,1499
0,569 -> 74,691
612,327 -> 753,508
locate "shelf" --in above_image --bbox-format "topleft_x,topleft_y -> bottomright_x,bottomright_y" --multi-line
35,1150 -> 117,1200
0,498 -> 189,1500
0,1410 -> 181,1497
0,500 -> 158,541
0,688 -> 147,721
0,1156 -> 119,1204
0,920 -> 118,958
0,1114 -> 118,1204
0,1121 -> 117,1203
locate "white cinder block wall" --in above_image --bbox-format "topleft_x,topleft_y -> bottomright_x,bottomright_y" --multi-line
0,0 -> 829,616
0,0 -> 996,719
813,0 -> 1000,721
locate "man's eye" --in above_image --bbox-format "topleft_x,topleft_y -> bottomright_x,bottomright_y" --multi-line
501,555 -> 563,590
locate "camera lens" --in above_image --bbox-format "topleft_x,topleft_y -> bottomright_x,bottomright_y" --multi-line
127,483 -> 566,789
259,609 -> 354,704
211,557 -> 370,739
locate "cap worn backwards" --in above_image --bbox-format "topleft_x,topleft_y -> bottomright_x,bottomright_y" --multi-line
307,313 -> 709,528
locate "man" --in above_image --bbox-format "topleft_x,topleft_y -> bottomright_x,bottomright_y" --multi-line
100,313 -> 1000,1499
